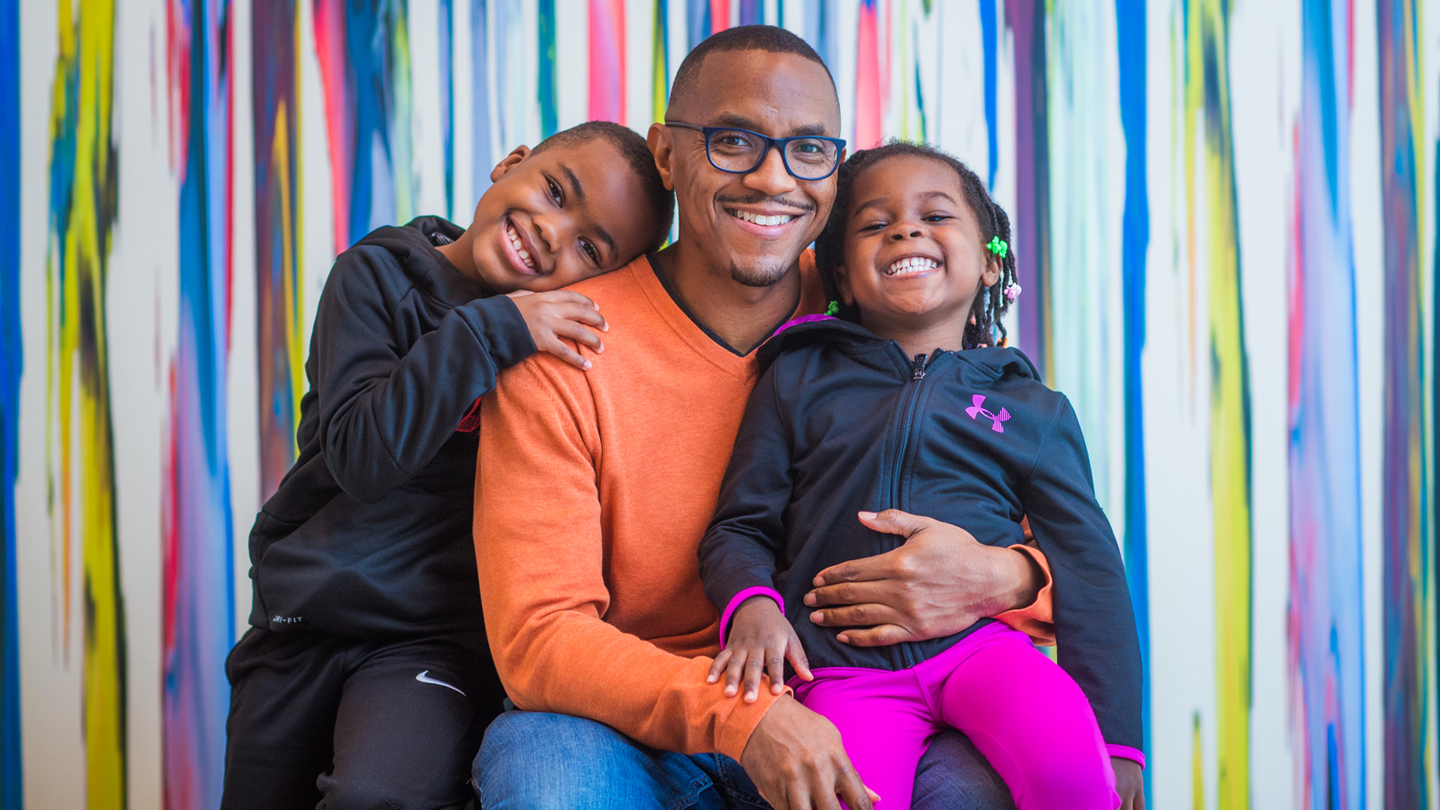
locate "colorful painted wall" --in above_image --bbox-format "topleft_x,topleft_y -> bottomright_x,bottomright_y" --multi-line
2,0 -> 1435,807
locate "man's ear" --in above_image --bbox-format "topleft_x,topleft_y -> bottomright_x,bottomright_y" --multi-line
833,264 -> 856,306
490,145 -> 530,183
647,124 -> 676,191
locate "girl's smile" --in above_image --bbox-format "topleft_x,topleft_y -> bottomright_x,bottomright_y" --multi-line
832,153 -> 1000,354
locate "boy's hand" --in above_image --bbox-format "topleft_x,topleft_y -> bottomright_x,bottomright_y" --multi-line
707,596 -> 812,703
507,290 -> 608,370
1113,757 -> 1144,809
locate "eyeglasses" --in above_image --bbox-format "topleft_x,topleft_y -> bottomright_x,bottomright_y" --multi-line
664,122 -> 846,181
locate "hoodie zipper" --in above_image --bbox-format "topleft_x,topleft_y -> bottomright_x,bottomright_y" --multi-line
886,350 -> 950,669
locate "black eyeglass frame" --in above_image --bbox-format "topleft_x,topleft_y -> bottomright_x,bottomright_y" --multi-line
664,121 -> 847,181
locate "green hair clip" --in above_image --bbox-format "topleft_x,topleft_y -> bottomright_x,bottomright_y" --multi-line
985,236 -> 1009,258
825,300 -> 840,316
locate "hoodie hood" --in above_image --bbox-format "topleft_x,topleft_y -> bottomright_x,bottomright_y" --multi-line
353,216 -> 484,306
759,314 -> 1042,384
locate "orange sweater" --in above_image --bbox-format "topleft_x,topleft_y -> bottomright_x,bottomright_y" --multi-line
473,253 -> 1054,761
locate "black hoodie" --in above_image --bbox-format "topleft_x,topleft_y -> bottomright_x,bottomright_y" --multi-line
247,217 -> 536,646
698,316 -> 1143,753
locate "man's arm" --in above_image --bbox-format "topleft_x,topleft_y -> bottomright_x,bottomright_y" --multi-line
473,356 -> 776,760
803,510 -> 1054,647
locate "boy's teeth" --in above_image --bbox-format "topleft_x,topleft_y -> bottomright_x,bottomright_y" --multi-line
731,209 -> 795,227
885,257 -> 940,276
506,223 -> 535,268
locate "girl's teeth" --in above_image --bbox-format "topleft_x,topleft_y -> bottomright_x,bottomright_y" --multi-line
885,257 -> 940,275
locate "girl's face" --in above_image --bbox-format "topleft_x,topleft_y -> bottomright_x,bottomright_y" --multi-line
833,155 -> 1000,340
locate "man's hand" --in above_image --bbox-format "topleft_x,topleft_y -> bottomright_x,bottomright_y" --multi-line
707,597 -> 812,703
1113,758 -> 1144,810
507,290 -> 608,370
804,510 -> 1043,646
740,695 -> 879,810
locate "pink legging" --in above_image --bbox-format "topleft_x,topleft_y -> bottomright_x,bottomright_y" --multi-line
793,622 -> 1118,810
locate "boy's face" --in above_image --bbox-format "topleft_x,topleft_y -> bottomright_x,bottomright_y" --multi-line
461,140 -> 655,293
834,154 -> 1000,335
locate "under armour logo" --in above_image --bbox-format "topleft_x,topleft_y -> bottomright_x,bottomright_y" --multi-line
965,395 -> 1011,433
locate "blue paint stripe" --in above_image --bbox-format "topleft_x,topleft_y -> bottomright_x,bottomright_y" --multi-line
980,0 -> 998,189
1114,1 -> 1150,805
0,0 -> 22,802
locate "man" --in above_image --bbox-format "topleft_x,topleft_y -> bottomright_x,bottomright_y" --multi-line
472,26 -> 1056,810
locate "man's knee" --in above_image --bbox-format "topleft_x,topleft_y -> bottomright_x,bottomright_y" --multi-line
913,730 -> 1016,810
474,711 -> 675,810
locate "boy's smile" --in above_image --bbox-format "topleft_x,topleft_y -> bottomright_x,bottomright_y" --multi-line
501,216 -> 544,275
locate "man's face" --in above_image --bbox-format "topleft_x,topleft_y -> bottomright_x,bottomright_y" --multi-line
657,50 -> 841,287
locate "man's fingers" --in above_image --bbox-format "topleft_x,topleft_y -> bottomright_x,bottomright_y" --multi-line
808,602 -> 903,628
855,508 -> 936,539
804,578 -> 890,608
835,623 -> 912,647
834,764 -> 873,810
505,289 -> 535,298
810,555 -> 894,589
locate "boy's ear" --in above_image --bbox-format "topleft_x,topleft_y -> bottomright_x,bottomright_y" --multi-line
647,124 -> 676,191
833,264 -> 856,306
490,145 -> 531,182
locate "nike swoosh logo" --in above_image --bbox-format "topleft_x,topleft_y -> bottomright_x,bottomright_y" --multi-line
416,670 -> 467,697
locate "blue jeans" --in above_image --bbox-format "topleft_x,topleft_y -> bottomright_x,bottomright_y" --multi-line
473,711 -> 1016,809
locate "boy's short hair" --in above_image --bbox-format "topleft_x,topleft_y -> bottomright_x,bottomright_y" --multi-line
534,121 -> 674,253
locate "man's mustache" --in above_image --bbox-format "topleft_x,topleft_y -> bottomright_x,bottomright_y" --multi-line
715,193 -> 815,214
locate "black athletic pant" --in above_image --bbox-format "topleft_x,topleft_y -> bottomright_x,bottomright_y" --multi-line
221,627 -> 506,810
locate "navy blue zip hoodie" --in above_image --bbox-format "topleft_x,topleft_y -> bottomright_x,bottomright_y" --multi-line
247,217 -> 536,647
698,317 -> 1143,752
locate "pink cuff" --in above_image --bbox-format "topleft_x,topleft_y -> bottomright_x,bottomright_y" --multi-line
719,587 -> 785,650
1107,744 -> 1145,770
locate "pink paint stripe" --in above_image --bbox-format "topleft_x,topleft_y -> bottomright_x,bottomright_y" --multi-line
719,587 -> 784,649
855,3 -> 881,149
587,0 -> 625,122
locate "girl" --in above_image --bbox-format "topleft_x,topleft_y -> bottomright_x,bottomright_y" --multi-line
698,143 -> 1144,809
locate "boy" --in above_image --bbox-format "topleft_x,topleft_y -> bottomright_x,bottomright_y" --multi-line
221,121 -> 673,810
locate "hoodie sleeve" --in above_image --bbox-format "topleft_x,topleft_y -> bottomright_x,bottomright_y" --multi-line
1019,396 -> 1144,756
698,363 -> 794,645
311,249 -> 537,503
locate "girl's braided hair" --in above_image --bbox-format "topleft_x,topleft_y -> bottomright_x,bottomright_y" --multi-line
813,141 -> 1018,349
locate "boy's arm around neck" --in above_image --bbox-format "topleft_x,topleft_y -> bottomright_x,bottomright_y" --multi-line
473,354 -> 779,760
314,252 -> 535,503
